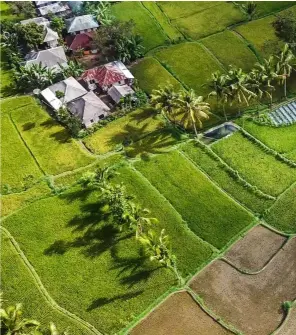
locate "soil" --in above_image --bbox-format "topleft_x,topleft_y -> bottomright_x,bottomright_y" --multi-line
276,306 -> 296,335
189,237 -> 296,335
130,291 -> 234,335
225,225 -> 286,272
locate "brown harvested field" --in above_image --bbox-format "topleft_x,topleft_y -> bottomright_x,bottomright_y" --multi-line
275,306 -> 296,335
130,291 -> 234,335
190,237 -> 296,335
224,225 -> 287,272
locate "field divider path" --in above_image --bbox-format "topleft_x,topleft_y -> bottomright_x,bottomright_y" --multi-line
177,148 -> 256,217
8,112 -> 46,175
221,237 -> 291,275
266,180 -> 296,213
261,220 -> 296,238
128,161 -> 219,253
198,42 -> 227,72
1,226 -> 103,335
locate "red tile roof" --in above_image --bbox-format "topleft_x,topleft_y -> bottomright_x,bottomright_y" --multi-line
81,63 -> 127,87
66,32 -> 94,51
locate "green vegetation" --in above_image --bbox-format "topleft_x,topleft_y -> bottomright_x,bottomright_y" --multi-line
264,183 -> 296,233
83,108 -> 165,154
174,2 -> 245,40
238,120 -> 296,157
134,150 -> 253,249
235,15 -> 284,57
180,141 -> 275,214
1,232 -> 90,334
154,42 -> 223,94
212,131 -> 296,196
111,1 -> 168,51
250,1 -> 295,17
1,113 -> 43,192
10,99 -> 94,175
159,2 -> 220,21
1,182 -> 51,217
131,57 -> 183,94
142,2 -> 183,41
201,30 -> 259,71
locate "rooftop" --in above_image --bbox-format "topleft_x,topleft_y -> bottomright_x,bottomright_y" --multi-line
25,46 -> 67,70
65,14 -> 99,33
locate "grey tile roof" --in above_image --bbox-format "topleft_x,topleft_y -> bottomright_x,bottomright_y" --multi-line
38,2 -> 69,15
65,14 -> 99,33
20,17 -> 49,26
25,46 -> 67,70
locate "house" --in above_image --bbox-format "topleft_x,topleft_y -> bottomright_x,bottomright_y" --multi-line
65,15 -> 99,35
108,84 -> 135,104
40,77 -> 87,110
80,61 -> 134,92
41,77 -> 110,127
68,91 -> 110,128
24,46 -> 67,71
66,32 -> 94,52
34,1 -> 56,7
37,2 -> 70,17
20,17 -> 59,48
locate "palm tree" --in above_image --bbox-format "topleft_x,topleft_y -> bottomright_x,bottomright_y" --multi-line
122,203 -> 158,238
176,90 -> 210,137
79,166 -> 116,189
115,35 -> 144,63
139,229 -> 183,285
150,84 -> 179,122
49,322 -> 69,335
276,44 -> 295,98
60,60 -> 84,79
209,71 -> 231,120
240,1 -> 257,20
0,303 -> 40,334
255,56 -> 278,108
226,66 -> 257,113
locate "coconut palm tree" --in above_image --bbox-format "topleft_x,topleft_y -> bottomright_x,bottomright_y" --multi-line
139,229 -> 183,285
0,303 -> 40,334
209,71 -> 232,120
255,56 -> 278,107
276,44 -> 295,98
79,166 -> 116,189
150,84 -> 179,122
226,66 -> 257,112
176,90 -> 210,137
240,1 -> 257,20
122,203 -> 158,238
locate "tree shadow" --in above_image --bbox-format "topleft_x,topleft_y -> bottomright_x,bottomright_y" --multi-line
40,119 -> 57,128
49,128 -> 72,144
22,122 -> 36,131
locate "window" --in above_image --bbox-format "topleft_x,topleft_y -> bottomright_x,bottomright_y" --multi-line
99,114 -> 104,120
89,79 -> 96,84
90,119 -> 94,123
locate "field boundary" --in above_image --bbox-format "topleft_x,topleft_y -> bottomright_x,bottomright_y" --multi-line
1,226 -> 103,335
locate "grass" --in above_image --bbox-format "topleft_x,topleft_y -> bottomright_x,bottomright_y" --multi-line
250,1 -> 295,17
134,150 -> 254,249
235,15 -> 284,58
264,183 -> 296,233
212,132 -> 296,196
180,141 -> 275,214
238,120 -> 296,158
142,2 -> 183,41
1,161 -> 213,333
174,2 -> 246,40
83,108 -> 165,155
154,42 -> 223,95
111,1 -> 168,51
201,30 -> 259,71
10,98 -> 94,175
131,57 -> 183,94
1,113 -> 43,192
1,181 -> 51,217
1,232 -> 91,335
159,2 -> 221,21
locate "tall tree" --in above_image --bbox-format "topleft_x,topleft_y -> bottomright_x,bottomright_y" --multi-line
10,1 -> 36,18
139,229 -> 183,285
150,84 -> 179,122
176,90 -> 210,137
240,1 -> 257,20
16,22 -> 44,51
226,66 -> 257,112
0,303 -> 40,334
60,60 -> 84,79
209,71 -> 232,120
254,56 -> 278,107
273,10 -> 296,50
50,16 -> 66,37
276,44 -> 295,98
49,322 -> 69,335
82,1 -> 115,26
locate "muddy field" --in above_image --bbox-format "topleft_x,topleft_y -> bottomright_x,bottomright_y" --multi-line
225,225 -> 286,272
130,291 -> 234,335
276,306 -> 296,335
190,237 -> 296,335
